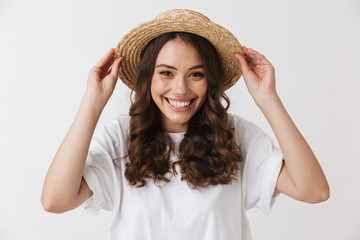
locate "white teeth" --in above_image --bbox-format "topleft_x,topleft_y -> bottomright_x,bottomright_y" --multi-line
167,98 -> 191,108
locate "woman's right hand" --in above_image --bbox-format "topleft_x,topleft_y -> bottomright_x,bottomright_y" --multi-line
85,48 -> 124,108
41,48 -> 124,213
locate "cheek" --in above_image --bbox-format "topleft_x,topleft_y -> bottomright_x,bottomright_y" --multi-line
151,77 -> 166,99
151,77 -> 167,92
150,77 -> 160,95
197,80 -> 208,97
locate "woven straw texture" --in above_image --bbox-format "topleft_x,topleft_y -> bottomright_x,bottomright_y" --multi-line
115,9 -> 244,90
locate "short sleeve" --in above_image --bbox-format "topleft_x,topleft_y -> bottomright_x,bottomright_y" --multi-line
81,120 -> 123,216
230,114 -> 283,215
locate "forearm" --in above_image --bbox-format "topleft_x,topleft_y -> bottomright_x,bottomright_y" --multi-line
255,93 -> 329,196
41,93 -> 103,208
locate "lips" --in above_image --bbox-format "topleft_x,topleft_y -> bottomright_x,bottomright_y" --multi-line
167,98 -> 195,108
163,97 -> 196,112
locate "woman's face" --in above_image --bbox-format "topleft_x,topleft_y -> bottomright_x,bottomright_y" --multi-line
151,39 -> 208,133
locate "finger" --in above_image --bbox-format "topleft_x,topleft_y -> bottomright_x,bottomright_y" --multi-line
244,46 -> 271,66
243,47 -> 262,65
242,46 -> 259,65
94,48 -> 116,71
235,52 -> 250,75
104,56 -> 123,77
110,56 -> 124,78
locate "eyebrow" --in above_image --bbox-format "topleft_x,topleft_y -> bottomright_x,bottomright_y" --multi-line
155,64 -> 204,70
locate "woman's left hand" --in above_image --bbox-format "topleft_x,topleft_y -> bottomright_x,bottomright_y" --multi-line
235,46 -> 277,102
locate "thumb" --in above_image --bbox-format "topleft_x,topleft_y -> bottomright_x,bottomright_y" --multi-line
235,53 -> 250,75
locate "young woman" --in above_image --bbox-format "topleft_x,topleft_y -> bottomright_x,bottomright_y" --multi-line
41,9 -> 329,240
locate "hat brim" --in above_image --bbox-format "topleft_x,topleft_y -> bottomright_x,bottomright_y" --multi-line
115,9 -> 244,90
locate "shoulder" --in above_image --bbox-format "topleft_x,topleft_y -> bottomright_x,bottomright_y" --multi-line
93,114 -> 130,143
227,112 -> 248,128
101,114 -> 130,131
227,113 -> 268,147
227,113 -> 264,134
113,114 -> 131,130
88,114 -> 131,161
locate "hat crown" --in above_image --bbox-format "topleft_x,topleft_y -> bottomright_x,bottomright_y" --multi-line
154,9 -> 211,22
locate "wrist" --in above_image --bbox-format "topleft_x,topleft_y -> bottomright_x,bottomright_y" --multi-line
253,92 -> 280,109
254,93 -> 288,130
81,92 -> 107,117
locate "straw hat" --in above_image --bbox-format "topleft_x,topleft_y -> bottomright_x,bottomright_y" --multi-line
115,9 -> 244,90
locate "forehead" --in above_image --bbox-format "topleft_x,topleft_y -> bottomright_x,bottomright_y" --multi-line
155,39 -> 202,64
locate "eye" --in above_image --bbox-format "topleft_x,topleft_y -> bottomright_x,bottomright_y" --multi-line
190,72 -> 204,78
159,71 -> 173,76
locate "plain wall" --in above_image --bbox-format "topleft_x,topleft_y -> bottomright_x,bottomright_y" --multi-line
0,0 -> 359,239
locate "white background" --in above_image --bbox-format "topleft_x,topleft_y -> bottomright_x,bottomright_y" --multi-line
0,0 -> 359,239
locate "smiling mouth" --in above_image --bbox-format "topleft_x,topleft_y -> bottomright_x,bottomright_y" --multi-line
164,97 -> 196,108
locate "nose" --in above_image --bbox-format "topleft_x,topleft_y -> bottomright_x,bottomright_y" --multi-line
173,75 -> 189,96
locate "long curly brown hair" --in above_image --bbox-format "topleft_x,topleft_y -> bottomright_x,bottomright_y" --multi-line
123,32 -> 243,190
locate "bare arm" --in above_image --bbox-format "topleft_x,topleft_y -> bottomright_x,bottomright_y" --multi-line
41,49 -> 124,213
236,46 -> 329,203
257,94 -> 329,203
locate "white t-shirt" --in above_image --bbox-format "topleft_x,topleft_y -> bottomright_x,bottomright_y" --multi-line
81,113 -> 283,240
